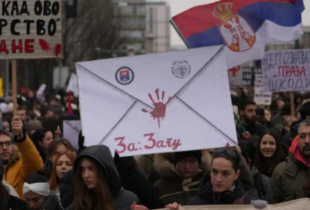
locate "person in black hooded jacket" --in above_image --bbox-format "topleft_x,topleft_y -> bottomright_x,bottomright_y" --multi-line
67,145 -> 140,210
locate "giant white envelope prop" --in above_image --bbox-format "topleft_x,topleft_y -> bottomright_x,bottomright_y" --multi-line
76,46 -> 238,157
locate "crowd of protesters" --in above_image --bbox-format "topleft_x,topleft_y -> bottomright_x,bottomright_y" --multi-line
1,87 -> 310,210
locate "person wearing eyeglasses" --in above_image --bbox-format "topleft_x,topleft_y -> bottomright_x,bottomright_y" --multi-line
0,116 -> 43,199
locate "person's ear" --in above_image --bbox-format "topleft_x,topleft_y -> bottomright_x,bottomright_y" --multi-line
234,169 -> 241,181
239,110 -> 244,116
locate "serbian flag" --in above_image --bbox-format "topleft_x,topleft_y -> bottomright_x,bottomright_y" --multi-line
171,0 -> 304,68
67,91 -> 74,116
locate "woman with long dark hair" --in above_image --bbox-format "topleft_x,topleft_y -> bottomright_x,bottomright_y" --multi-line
68,145 -> 140,210
0,158 -> 27,210
254,129 -> 286,177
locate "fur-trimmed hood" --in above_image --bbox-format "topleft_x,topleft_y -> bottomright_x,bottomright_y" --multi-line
154,150 -> 212,179
5,144 -> 21,169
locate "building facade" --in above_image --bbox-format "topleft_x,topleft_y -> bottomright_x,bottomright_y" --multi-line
113,0 -> 147,55
145,1 -> 170,53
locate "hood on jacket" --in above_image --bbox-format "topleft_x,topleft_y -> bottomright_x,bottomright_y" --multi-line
197,175 -> 246,204
74,145 -> 122,199
42,193 -> 63,210
154,150 -> 212,179
289,136 -> 310,167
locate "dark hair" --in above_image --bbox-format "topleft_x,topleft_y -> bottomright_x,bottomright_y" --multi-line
17,106 -> 28,114
254,128 -> 285,177
47,138 -> 74,158
42,116 -> 60,134
26,174 -> 48,184
238,100 -> 256,112
280,102 -> 291,116
300,106 -> 310,120
211,148 -> 241,172
238,140 -> 256,167
74,157 -> 115,210
0,182 -> 9,210
0,129 -> 12,139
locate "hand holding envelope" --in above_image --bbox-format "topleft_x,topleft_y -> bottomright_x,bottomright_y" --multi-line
76,46 -> 238,157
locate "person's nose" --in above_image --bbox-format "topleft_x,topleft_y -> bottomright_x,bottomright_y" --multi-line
266,143 -> 270,149
184,161 -> 190,169
83,169 -> 90,178
215,174 -> 222,182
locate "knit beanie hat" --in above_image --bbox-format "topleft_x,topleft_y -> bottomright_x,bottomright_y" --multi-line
174,150 -> 202,165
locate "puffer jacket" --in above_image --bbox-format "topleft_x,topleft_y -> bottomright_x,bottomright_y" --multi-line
4,135 -> 43,199
67,145 -> 140,210
187,176 -> 253,205
266,136 -> 310,204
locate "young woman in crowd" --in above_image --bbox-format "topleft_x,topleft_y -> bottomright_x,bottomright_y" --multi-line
165,147 -> 253,209
43,138 -> 74,178
30,129 -> 54,162
67,145 -> 140,210
0,158 -> 28,210
254,129 -> 285,177
23,174 -> 62,210
49,151 -> 76,201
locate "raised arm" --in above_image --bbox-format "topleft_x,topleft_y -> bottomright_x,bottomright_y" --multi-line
12,116 -> 43,179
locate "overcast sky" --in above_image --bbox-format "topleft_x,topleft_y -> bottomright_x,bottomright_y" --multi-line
149,0 -> 310,47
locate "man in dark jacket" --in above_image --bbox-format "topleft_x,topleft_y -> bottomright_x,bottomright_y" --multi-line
237,100 -> 266,141
266,119 -> 310,203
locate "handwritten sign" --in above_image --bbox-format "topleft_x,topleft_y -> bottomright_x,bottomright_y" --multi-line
254,74 -> 272,105
0,0 -> 62,59
263,49 -> 310,92
60,117 -> 81,150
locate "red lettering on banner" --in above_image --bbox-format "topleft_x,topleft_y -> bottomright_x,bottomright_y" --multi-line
278,66 -> 307,78
114,133 -> 182,154
0,39 -> 35,54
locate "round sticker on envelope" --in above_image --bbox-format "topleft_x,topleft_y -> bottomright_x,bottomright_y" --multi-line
115,67 -> 134,85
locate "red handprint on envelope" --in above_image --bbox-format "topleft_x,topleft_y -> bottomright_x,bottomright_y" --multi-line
142,89 -> 171,128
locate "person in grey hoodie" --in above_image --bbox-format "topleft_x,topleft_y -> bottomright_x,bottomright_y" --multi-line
67,145 -> 140,210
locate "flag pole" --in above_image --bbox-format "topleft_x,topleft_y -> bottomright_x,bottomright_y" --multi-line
234,112 -> 247,132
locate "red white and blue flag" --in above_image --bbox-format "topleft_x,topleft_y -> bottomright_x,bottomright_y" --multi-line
171,0 -> 304,68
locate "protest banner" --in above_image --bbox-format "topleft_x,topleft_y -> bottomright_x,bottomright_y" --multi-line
0,0 -> 63,115
0,0 -> 63,59
60,116 -> 81,150
76,46 -> 238,157
159,198 -> 310,210
262,49 -> 310,93
254,74 -> 272,105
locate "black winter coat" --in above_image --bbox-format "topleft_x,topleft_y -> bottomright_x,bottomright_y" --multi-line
7,195 -> 28,210
188,176 -> 253,205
